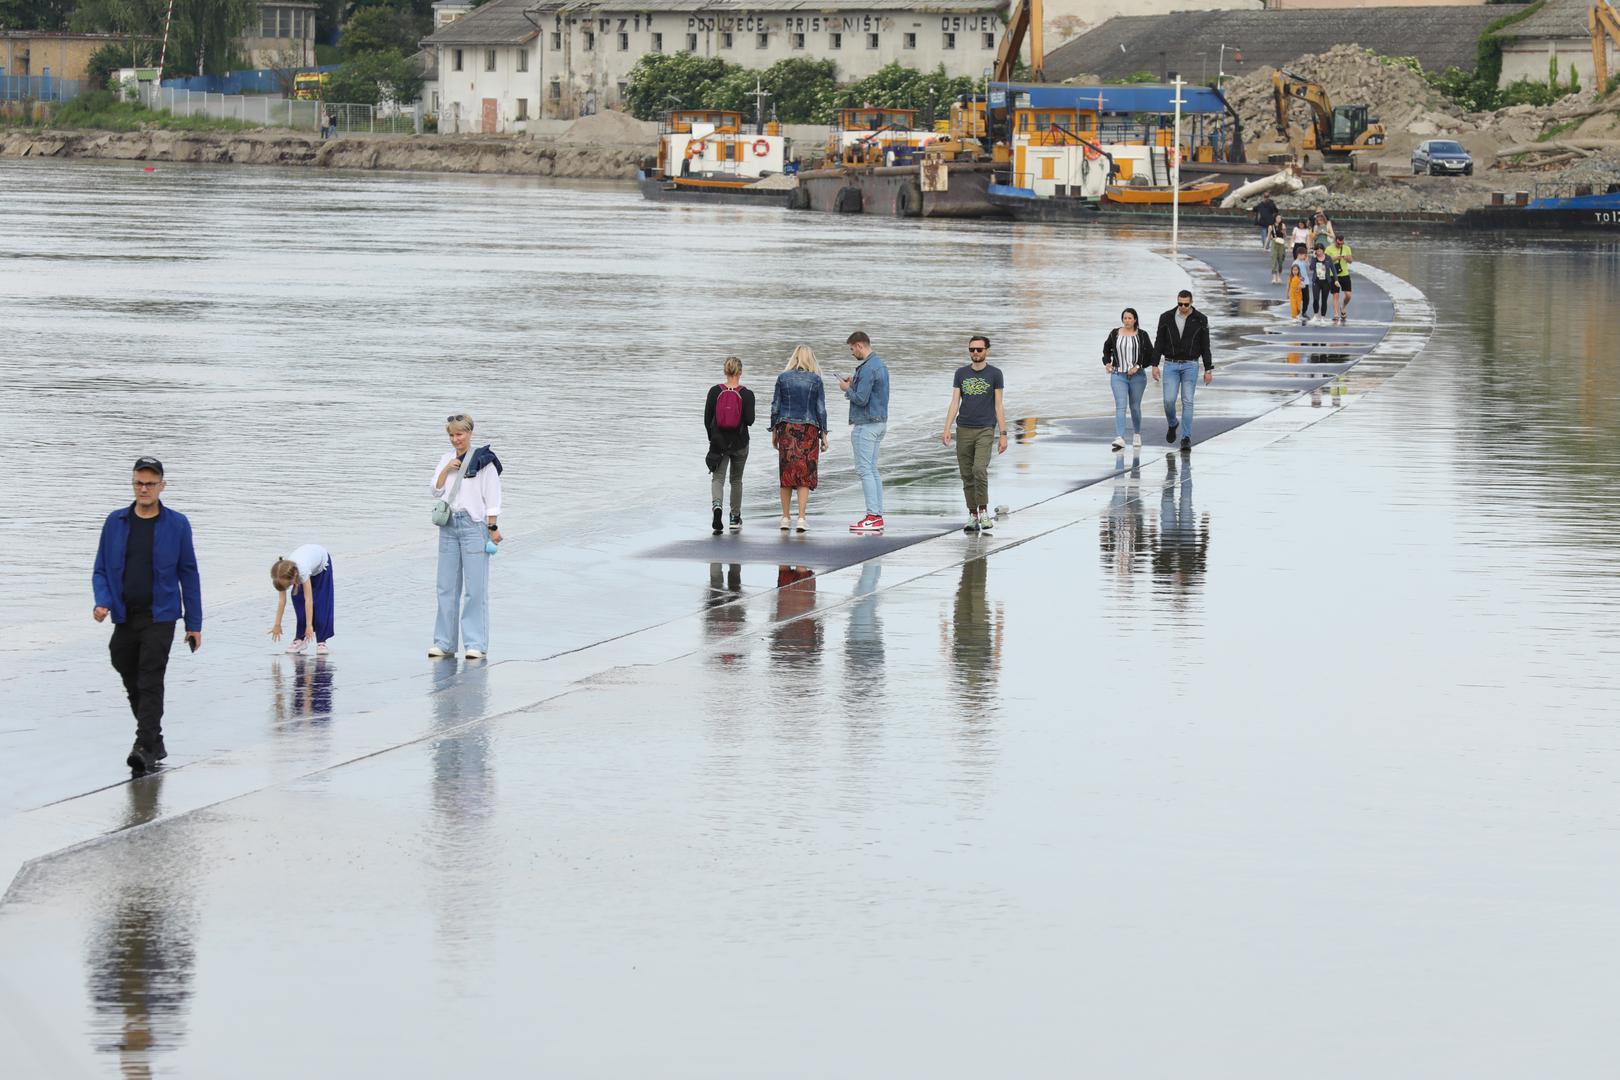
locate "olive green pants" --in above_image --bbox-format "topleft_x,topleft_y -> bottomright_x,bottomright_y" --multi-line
955,425 -> 995,509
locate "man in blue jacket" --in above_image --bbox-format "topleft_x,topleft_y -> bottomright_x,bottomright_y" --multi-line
839,330 -> 890,534
92,457 -> 203,772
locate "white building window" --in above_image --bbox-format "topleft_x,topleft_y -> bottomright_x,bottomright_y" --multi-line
756,32 -> 768,48
942,32 -> 956,50
550,31 -> 561,50
867,32 -> 879,49
516,98 -> 529,119
452,48 -> 464,70
721,31 -> 733,48
616,80 -> 627,99
652,32 -> 663,52
686,32 -> 697,51
484,48 -> 496,70
982,31 -> 994,49
618,31 -> 629,50
516,48 -> 528,71
829,32 -> 841,49
902,32 -> 916,49
549,79 -> 561,100
583,30 -> 594,51
790,32 -> 804,49
431,90 -> 439,111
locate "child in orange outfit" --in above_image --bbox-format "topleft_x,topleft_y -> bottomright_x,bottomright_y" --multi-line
1287,264 -> 1305,321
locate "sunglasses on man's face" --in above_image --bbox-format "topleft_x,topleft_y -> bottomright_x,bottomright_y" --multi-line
1177,301 -> 1192,308
967,346 -> 987,353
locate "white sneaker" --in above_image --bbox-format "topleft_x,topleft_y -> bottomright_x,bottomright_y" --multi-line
1132,433 -> 1142,447
316,642 -> 330,654
464,649 -> 485,660
779,515 -> 790,531
285,639 -> 307,654
1111,436 -> 1125,451
978,513 -> 995,531
427,645 -> 449,658
795,516 -> 808,533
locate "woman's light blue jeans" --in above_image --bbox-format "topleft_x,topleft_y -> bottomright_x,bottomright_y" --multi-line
1111,370 -> 1147,438
436,511 -> 490,653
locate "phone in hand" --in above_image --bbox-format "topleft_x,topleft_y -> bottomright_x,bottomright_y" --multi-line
188,636 -> 198,653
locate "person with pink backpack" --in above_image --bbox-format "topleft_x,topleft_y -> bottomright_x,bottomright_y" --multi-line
704,356 -> 757,534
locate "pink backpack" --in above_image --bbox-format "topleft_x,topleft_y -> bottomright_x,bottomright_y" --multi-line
715,385 -> 744,429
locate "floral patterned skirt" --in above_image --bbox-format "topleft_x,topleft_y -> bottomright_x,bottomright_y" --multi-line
776,422 -> 821,490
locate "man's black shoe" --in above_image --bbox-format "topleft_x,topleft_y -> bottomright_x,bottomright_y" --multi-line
150,736 -> 168,762
711,507 -> 723,535
1180,437 -> 1192,452
126,741 -> 154,772
1166,423 -> 1178,444
729,512 -> 742,531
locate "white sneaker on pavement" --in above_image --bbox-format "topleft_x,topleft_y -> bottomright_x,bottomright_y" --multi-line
1132,433 -> 1142,447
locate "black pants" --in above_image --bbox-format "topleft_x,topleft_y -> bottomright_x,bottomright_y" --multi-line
109,613 -> 176,746
1311,281 -> 1333,316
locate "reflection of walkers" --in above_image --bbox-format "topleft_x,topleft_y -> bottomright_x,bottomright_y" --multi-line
946,557 -> 1003,710
845,561 -> 885,683
941,334 -> 1007,533
704,562 -> 747,666
1325,231 -> 1353,324
1099,455 -> 1145,578
268,543 -> 334,654
1307,242 -> 1336,325
429,413 -> 503,660
770,346 -> 829,533
1152,453 -> 1211,593
838,330 -> 890,534
1103,307 -> 1155,451
704,356 -> 756,535
770,564 -> 821,669
1153,291 -> 1212,452
92,457 -> 203,773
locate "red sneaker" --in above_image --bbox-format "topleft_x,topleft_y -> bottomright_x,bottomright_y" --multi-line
850,514 -> 885,533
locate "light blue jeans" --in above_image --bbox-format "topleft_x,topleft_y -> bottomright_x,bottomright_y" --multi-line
850,421 -> 886,515
1162,360 -> 1201,439
435,511 -> 490,653
1110,370 -> 1146,438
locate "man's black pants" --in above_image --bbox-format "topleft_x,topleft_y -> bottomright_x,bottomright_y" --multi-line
109,613 -> 176,747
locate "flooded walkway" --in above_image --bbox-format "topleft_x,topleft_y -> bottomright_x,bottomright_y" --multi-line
4,165 -> 1619,1076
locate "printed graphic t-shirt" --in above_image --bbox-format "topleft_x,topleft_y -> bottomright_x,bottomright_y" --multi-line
953,363 -> 1004,429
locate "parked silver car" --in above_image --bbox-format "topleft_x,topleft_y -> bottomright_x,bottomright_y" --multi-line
1412,140 -> 1474,176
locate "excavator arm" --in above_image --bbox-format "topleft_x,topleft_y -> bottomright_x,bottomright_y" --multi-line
1273,69 -> 1337,154
993,0 -> 1044,82
1595,0 -> 1620,91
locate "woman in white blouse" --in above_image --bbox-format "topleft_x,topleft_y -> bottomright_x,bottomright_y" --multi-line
429,413 -> 503,659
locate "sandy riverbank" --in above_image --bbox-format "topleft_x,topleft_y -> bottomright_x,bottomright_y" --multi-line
0,126 -> 652,179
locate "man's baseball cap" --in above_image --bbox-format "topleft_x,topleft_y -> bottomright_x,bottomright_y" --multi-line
133,456 -> 165,476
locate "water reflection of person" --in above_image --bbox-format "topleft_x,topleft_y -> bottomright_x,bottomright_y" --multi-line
703,562 -> 747,667
1151,453 -> 1211,595
945,558 -> 1004,710
1099,452 -> 1145,579
429,659 -> 496,989
844,562 -> 885,689
270,655 -> 336,728
770,565 -> 821,670
88,775 -> 196,1079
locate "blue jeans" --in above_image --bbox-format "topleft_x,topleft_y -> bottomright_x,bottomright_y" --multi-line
435,512 -> 490,652
1110,370 -> 1146,438
1162,360 -> 1200,439
850,421 -> 886,515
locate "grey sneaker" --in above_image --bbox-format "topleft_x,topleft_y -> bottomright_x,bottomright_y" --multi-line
962,514 -> 981,533
978,512 -> 995,531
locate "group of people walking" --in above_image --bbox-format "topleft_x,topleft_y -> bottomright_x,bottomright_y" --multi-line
1255,199 -> 1356,326
702,329 -> 1010,537
1100,290 -> 1215,453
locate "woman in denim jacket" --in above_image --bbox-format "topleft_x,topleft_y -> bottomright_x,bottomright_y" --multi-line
769,346 -> 830,532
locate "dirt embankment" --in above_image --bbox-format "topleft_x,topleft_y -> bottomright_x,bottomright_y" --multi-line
1222,44 -> 1620,213
0,115 -> 657,179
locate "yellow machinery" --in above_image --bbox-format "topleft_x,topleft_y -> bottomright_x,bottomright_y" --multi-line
925,0 -> 1041,164
1595,0 -> 1620,90
293,71 -> 330,101
1270,69 -> 1385,163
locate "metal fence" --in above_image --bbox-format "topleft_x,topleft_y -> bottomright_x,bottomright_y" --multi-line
136,84 -> 424,134
0,75 -> 85,102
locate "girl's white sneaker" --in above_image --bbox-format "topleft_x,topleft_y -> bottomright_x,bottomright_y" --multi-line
285,639 -> 307,654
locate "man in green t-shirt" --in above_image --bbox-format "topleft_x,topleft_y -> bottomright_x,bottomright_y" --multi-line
1325,233 -> 1353,325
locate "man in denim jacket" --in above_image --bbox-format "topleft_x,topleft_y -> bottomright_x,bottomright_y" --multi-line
838,330 -> 891,534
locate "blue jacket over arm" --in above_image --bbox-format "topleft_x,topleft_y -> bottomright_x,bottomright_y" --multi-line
844,352 -> 889,425
93,504 -> 204,631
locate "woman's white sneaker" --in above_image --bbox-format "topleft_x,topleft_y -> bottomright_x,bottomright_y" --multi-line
1132,433 -> 1142,447
1111,436 -> 1125,451
464,649 -> 485,660
427,645 -> 449,658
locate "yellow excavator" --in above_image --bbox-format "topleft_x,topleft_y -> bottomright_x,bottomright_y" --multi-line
1270,69 -> 1385,164
1595,0 -> 1620,90
927,0 -> 1042,163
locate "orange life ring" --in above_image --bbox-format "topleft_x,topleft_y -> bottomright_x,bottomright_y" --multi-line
752,138 -> 770,157
1083,143 -> 1101,161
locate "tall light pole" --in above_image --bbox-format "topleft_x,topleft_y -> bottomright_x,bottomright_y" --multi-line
1216,44 -> 1242,91
1171,74 -> 1184,257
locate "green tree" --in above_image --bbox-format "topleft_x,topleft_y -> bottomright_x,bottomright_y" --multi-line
825,63 -> 977,125
342,5 -> 420,55
0,0 -> 74,31
73,0 -> 256,76
327,46 -> 421,103
623,52 -> 737,120
755,57 -> 837,123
